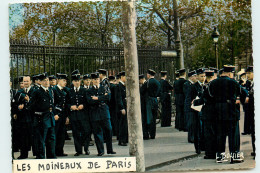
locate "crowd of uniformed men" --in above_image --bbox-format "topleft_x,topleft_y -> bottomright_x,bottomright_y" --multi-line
10,65 -> 254,164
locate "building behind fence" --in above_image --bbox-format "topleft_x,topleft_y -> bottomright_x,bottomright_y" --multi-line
10,39 -> 176,88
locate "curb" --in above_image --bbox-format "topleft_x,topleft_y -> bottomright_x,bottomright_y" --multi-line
146,153 -> 202,171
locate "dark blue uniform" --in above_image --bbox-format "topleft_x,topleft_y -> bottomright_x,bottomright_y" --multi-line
173,78 -> 186,131
194,82 -> 217,158
108,83 -> 119,137
11,89 -> 19,157
67,86 -> 91,155
30,87 -> 56,159
183,80 -> 194,143
206,76 -> 248,160
159,79 -> 173,127
15,87 -> 34,159
141,78 -> 161,139
52,85 -> 67,156
245,80 -> 255,156
191,82 -> 205,153
116,82 -> 128,145
140,83 -> 148,139
86,85 -> 114,155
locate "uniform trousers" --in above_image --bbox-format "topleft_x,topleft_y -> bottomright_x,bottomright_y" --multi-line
70,119 -> 91,154
92,119 -> 113,154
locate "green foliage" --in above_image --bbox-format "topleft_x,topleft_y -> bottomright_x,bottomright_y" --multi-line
9,0 -> 252,69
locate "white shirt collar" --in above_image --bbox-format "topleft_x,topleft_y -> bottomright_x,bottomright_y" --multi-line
74,86 -> 80,91
57,84 -> 63,90
41,85 -> 48,91
188,79 -> 194,84
198,81 -> 204,86
120,80 -> 125,85
24,86 -> 31,93
93,84 -> 100,89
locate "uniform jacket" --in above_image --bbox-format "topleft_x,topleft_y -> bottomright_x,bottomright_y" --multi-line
29,86 -> 56,128
173,78 -> 186,105
206,76 -> 248,121
116,82 -> 127,112
52,85 -> 67,120
67,86 -> 88,121
86,85 -> 111,121
159,79 -> 173,102
15,87 -> 35,123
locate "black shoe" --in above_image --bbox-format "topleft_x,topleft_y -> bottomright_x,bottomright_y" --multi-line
251,152 -> 256,156
56,153 -> 68,156
143,137 -> 149,140
65,137 -> 71,140
74,153 -> 81,156
196,150 -> 201,154
118,142 -> 127,146
85,150 -> 90,155
97,152 -> 104,156
230,157 -> 244,164
108,151 -> 116,154
89,143 -> 94,146
241,132 -> 247,135
188,140 -> 194,143
204,155 -> 215,159
17,156 -> 28,159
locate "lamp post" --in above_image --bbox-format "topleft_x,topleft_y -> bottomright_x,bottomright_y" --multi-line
211,27 -> 220,69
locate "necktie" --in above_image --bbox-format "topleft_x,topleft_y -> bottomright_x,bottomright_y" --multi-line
25,89 -> 28,93
76,88 -> 78,92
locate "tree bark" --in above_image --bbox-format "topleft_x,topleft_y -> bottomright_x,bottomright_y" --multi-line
122,1 -> 145,172
173,0 -> 184,69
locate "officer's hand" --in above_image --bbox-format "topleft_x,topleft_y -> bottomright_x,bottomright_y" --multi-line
245,97 -> 249,104
91,96 -> 98,100
71,105 -> 77,111
13,114 -> 17,120
78,104 -> 84,110
65,117 -> 69,125
24,95 -> 29,101
191,99 -> 194,105
18,104 -> 24,110
54,115 -> 59,121
121,109 -> 126,115
236,99 -> 240,104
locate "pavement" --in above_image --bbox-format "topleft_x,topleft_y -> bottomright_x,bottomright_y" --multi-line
13,106 -> 256,172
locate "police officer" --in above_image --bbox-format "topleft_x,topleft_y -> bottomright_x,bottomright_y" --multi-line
98,69 -> 110,90
190,68 -> 206,154
52,73 -> 69,156
83,74 -> 92,89
140,69 -> 161,139
49,75 -> 57,88
108,75 -> 118,137
10,80 -> 18,158
173,69 -> 186,131
117,71 -> 128,146
193,70 -> 216,159
183,70 -> 197,143
32,74 -> 41,89
18,76 -> 24,89
245,66 -> 255,158
159,71 -> 173,127
67,72 -> 91,156
14,75 -> 34,159
86,72 -> 116,156
139,74 -> 148,139
30,72 -> 57,159
206,65 -> 248,163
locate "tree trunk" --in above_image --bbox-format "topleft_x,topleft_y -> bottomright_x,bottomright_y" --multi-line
122,1 -> 145,172
173,0 -> 184,69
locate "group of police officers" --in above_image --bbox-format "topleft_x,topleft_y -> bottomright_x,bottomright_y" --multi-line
174,65 -> 255,163
10,65 -> 254,164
